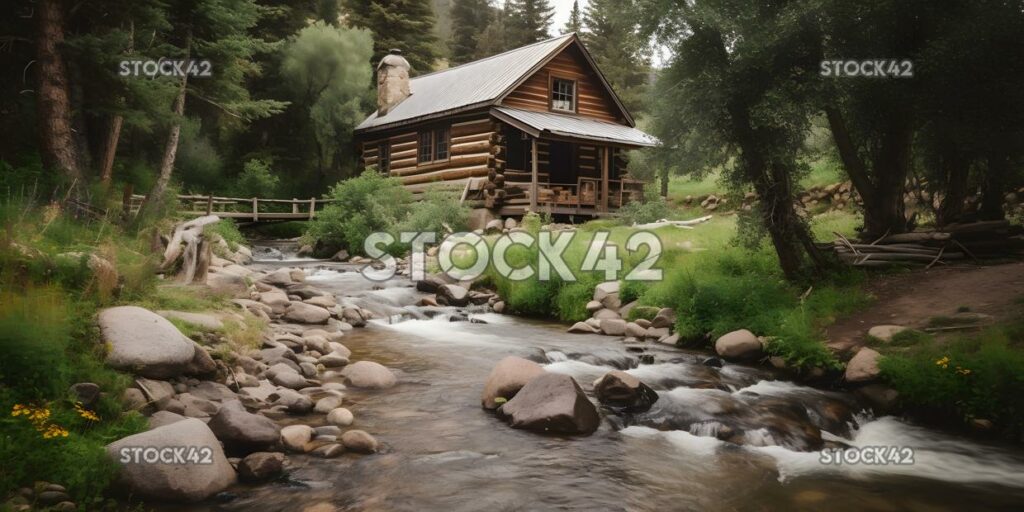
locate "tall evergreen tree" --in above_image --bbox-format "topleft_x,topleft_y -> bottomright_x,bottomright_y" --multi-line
582,0 -> 650,114
344,0 -> 439,74
477,3 -> 512,57
563,0 -> 582,34
449,0 -> 492,65
505,0 -> 554,47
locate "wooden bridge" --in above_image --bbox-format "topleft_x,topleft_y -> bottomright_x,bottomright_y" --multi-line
129,194 -> 340,222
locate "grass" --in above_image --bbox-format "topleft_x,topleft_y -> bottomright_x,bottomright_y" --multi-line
878,317 -> 1024,438
206,218 -> 246,251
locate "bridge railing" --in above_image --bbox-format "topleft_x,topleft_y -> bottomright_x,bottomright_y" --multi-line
128,194 -> 340,222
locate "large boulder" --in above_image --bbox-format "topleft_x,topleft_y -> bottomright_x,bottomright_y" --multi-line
714,329 -> 763,360
106,418 -> 235,502
593,281 -> 619,302
599,318 -> 627,336
480,356 -> 546,409
207,401 -> 281,452
99,306 -> 196,378
259,290 -> 291,314
651,308 -> 676,329
340,361 -> 397,389
280,425 -> 314,452
283,302 -> 331,324
845,348 -> 881,383
437,284 -> 470,307
238,452 -> 285,482
499,373 -> 600,435
259,268 -> 294,287
593,371 -> 659,412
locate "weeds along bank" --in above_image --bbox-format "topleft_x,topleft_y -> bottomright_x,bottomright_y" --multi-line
0,199 -> 262,508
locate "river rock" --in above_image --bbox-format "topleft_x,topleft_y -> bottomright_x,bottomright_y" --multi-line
599,318 -> 627,336
593,308 -> 620,320
259,290 -> 291,314
238,452 -> 285,482
593,371 -> 659,412
567,321 -> 599,334
327,408 -> 354,426
845,347 -> 881,383
314,395 -> 344,413
499,373 -> 600,435
714,329 -> 763,360
341,361 -> 397,389
305,295 -> 337,309
136,378 -> 175,408
70,382 -> 101,407
99,306 -> 196,378
280,425 -> 314,452
585,300 -> 603,313
269,388 -> 314,414
340,430 -> 378,453
283,302 -> 330,324
867,325 -> 907,343
106,418 -> 235,502
319,353 -> 350,368
416,274 -> 447,294
207,400 -> 281,452
624,322 -> 647,338
260,268 -> 294,287
268,363 -> 310,390
485,219 -> 504,234
148,410 -> 187,429
186,343 -> 217,376
437,284 -> 470,307
593,281 -> 619,302
481,356 -> 546,409
651,308 -> 676,329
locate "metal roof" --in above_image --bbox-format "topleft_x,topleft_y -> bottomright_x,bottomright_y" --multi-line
491,107 -> 660,148
356,34 -> 576,132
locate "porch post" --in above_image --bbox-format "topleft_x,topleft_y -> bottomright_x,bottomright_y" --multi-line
601,146 -> 610,212
530,137 -> 539,212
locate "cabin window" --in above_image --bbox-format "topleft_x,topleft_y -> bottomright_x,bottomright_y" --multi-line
434,126 -> 449,160
378,143 -> 390,172
417,125 -> 451,164
551,78 -> 576,112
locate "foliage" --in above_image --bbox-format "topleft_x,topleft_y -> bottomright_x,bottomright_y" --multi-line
281,22 -> 374,184
563,0 -> 582,34
396,189 -> 471,235
618,190 -> 671,225
879,320 -> 1024,438
344,0 -> 440,73
504,0 -> 555,47
233,159 -> 280,199
449,0 -> 494,64
304,169 -> 412,255
619,279 -> 648,305
207,219 -> 246,252
0,288 -> 73,400
581,0 -> 651,113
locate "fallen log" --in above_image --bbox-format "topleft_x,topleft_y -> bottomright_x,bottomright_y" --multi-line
160,215 -> 220,284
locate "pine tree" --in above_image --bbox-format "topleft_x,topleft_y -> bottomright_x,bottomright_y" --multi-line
581,0 -> 650,113
476,3 -> 511,57
562,0 -> 582,34
449,0 -> 492,65
344,0 -> 440,74
505,0 -> 554,47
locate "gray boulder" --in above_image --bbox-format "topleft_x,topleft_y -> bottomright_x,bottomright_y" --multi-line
207,401 -> 281,452
593,370 -> 659,412
714,329 -> 763,360
499,373 -> 600,435
283,302 -> 330,324
599,318 -> 627,336
340,430 -> 378,453
437,284 -> 470,307
106,418 -> 235,502
340,361 -> 397,389
99,306 -> 196,378
480,356 -> 546,409
845,348 -> 882,383
238,452 -> 285,482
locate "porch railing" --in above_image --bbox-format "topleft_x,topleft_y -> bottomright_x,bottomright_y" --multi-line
530,178 -> 645,210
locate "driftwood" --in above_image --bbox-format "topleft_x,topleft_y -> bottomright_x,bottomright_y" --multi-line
160,215 -> 220,284
632,215 -> 713,230
832,221 -> 1022,269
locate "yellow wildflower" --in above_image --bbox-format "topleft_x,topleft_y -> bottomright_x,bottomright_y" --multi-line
75,402 -> 100,422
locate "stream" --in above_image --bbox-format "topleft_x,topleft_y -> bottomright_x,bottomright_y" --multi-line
198,248 -> 1024,511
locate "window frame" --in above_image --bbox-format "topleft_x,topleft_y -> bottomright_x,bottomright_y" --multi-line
378,142 -> 390,173
549,76 -> 578,114
417,124 -> 451,165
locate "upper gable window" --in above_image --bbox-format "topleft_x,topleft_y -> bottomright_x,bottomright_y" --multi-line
551,78 -> 577,112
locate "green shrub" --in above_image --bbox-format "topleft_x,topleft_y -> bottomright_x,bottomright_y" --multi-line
208,218 -> 246,252
233,158 -> 280,198
619,279 -> 648,304
618,188 -> 670,225
554,275 -> 601,323
879,322 -> 1024,437
304,169 -> 412,255
396,189 -> 471,236
0,287 -> 73,400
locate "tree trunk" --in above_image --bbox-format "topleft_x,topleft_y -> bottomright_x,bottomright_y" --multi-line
979,151 -> 1008,221
35,0 -> 81,182
141,33 -> 190,215
99,115 -> 123,184
935,149 -> 969,226
659,167 -> 669,198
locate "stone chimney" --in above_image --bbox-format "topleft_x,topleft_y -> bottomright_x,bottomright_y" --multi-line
376,49 -> 411,116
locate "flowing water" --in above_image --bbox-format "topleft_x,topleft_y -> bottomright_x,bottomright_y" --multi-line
197,250 -> 1024,511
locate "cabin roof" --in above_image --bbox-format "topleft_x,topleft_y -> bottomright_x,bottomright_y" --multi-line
355,33 -> 637,134
491,107 -> 659,147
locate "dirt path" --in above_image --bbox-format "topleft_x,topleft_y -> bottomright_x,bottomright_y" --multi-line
826,261 -> 1024,354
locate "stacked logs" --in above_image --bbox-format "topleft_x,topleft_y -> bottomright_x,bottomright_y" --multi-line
832,220 -> 1024,268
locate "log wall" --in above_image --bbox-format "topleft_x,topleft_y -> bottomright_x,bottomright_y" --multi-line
501,44 -> 623,124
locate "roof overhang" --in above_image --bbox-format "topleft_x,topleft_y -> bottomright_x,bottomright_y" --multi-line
491,107 -> 659,148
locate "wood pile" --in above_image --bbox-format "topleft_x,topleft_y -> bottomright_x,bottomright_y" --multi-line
832,220 -> 1024,268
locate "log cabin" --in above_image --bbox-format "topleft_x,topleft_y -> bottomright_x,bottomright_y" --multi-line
354,33 -> 658,219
